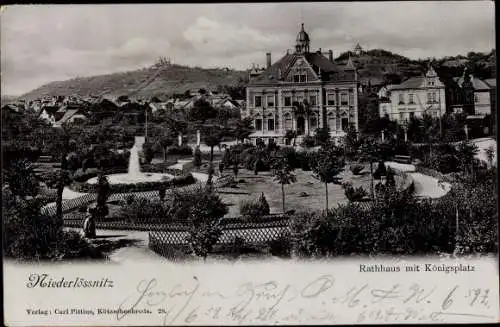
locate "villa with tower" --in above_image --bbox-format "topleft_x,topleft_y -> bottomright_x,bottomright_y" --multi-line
243,23 -> 361,145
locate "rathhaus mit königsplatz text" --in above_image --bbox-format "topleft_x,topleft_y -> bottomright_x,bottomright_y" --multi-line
243,23 -> 361,145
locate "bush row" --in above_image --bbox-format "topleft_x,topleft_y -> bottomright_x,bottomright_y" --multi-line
70,174 -> 196,193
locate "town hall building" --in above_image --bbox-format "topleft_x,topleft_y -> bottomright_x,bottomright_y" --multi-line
243,24 -> 360,145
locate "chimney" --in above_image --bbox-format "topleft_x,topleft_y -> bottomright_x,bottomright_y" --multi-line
328,50 -> 333,62
266,52 -> 271,69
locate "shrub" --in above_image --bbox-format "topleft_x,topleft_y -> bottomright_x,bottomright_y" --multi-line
158,188 -> 166,200
343,182 -> 368,202
239,193 -> 270,220
267,232 -> 292,258
301,136 -> 316,148
167,145 -> 193,156
350,164 -> 364,175
386,167 -> 396,188
71,173 -> 196,193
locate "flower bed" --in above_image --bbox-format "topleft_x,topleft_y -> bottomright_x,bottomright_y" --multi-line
70,173 -> 196,193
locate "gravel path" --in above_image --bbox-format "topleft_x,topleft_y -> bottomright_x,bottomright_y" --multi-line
385,161 -> 451,198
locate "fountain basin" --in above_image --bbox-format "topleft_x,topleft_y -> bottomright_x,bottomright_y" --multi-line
86,173 -> 174,185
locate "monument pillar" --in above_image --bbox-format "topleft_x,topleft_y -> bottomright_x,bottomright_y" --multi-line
196,130 -> 201,146
178,132 -> 183,146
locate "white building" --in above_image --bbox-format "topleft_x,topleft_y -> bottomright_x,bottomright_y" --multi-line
378,67 -> 446,123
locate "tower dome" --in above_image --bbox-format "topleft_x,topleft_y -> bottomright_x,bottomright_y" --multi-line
295,23 -> 310,54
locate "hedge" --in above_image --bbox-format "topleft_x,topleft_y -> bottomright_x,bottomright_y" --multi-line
70,173 -> 196,193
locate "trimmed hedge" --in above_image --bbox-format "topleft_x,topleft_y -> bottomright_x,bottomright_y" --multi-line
70,173 -> 196,193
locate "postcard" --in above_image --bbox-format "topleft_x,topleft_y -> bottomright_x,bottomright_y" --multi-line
2,1 -> 498,325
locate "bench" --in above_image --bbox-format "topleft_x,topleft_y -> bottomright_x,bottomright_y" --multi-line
394,155 -> 412,164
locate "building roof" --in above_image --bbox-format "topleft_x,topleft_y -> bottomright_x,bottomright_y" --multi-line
40,106 -> 60,116
249,51 -> 354,85
484,78 -> 496,88
57,109 -> 86,124
391,77 -> 426,90
453,76 -> 492,91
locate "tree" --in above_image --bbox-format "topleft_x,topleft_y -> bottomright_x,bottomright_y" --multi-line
234,117 -> 253,143
310,143 -> 345,211
187,99 -> 217,124
272,155 -> 297,213
456,141 -> 479,177
285,130 -> 297,146
359,137 -> 382,200
95,173 -> 110,219
343,124 -> 359,159
4,159 -> 39,198
142,141 -> 154,164
193,146 -> 202,168
314,127 -> 331,146
204,128 -> 223,162
156,133 -> 174,163
179,186 -> 228,261
485,145 -> 495,167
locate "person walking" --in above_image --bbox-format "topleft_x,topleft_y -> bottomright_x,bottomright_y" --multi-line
82,207 -> 96,238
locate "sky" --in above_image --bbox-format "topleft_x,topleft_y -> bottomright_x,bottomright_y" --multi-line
1,2 -> 495,96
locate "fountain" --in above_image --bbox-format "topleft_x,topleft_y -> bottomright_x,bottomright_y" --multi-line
86,136 -> 174,185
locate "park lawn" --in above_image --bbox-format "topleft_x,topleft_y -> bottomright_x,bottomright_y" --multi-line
219,164 -> 373,217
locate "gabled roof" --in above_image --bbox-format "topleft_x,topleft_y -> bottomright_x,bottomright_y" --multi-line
484,78 -> 496,88
57,109 -> 87,124
40,106 -> 60,116
453,76 -> 492,91
249,51 -> 353,85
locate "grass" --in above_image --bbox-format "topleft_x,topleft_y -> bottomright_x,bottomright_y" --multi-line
218,164 -> 374,216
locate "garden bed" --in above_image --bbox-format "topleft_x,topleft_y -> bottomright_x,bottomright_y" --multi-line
69,173 -> 196,193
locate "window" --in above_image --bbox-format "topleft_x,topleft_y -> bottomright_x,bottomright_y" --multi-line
294,74 -> 306,83
409,112 -> 415,120
409,94 -> 415,104
255,95 -> 262,107
340,93 -> 348,106
341,118 -> 349,131
309,95 -> 317,106
327,93 -> 336,106
327,113 -> 335,130
284,96 -> 292,107
284,113 -> 292,130
427,92 -> 437,103
267,95 -> 275,107
399,113 -> 405,121
475,94 -> 479,103
399,94 -> 405,105
255,118 -> 262,131
267,118 -> 275,131
310,115 -> 317,130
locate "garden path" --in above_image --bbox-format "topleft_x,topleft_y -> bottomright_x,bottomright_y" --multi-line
385,162 -> 451,198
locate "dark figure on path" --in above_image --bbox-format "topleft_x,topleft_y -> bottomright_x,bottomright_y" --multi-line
219,163 -> 224,176
83,208 -> 96,238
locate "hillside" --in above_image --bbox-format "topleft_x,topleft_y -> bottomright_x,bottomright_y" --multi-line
336,48 -> 496,86
20,64 -> 249,100
18,49 -> 495,101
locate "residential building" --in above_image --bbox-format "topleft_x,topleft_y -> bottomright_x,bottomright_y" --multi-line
243,23 -> 360,145
453,72 -> 493,116
377,66 -> 446,123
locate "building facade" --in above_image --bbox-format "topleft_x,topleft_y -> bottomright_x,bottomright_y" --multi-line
453,72 -> 493,117
378,67 -> 446,123
243,24 -> 360,145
